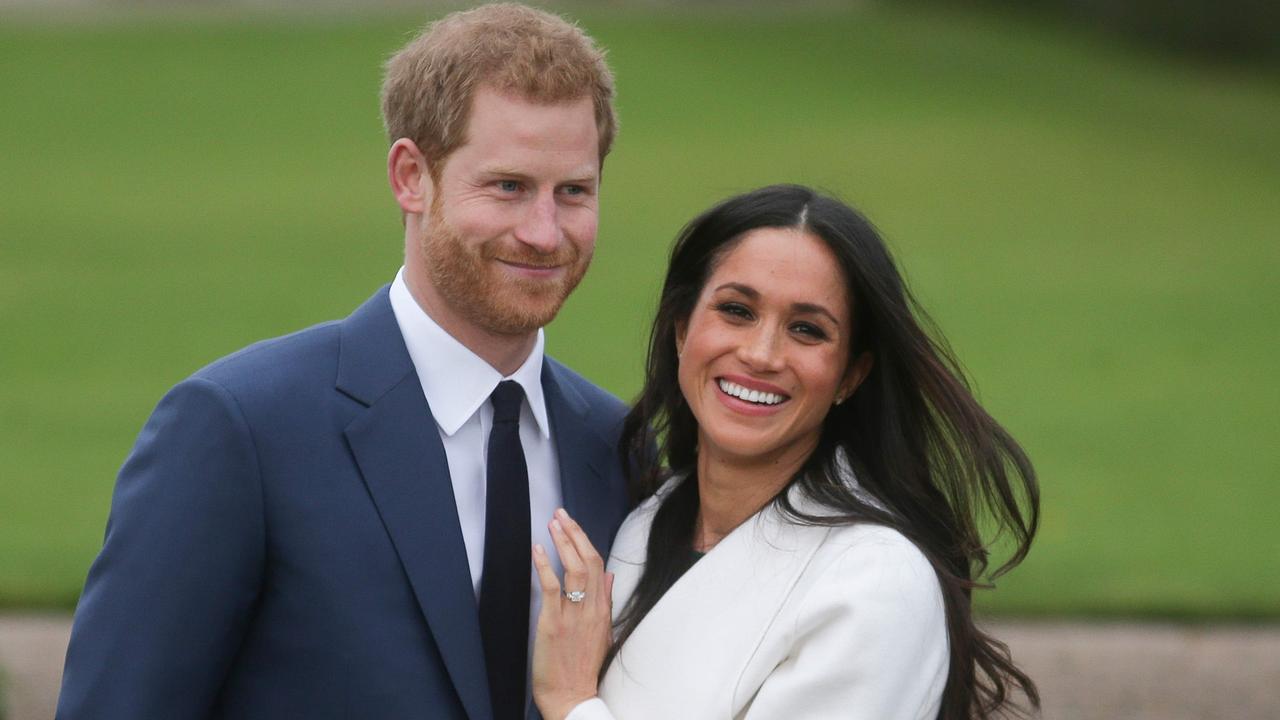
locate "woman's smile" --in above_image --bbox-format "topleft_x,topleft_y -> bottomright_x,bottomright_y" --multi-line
714,375 -> 790,415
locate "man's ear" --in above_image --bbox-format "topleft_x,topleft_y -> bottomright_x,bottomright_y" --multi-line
836,351 -> 874,405
388,138 -> 432,215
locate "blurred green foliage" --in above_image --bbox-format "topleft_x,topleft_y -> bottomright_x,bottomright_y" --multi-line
1,3 -> 1278,616
960,0 -> 1279,60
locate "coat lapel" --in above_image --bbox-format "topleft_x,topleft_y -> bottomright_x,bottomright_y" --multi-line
542,361 -> 618,557
602,484 -> 832,717
338,288 -> 492,720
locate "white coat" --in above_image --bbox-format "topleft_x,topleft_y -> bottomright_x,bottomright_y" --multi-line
566,480 -> 949,720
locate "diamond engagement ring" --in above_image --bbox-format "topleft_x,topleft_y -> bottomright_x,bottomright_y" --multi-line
565,590 -> 587,603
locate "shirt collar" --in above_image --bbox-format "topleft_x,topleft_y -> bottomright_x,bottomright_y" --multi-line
388,267 -> 550,439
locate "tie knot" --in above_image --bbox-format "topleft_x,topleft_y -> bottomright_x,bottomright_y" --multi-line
490,381 -> 524,425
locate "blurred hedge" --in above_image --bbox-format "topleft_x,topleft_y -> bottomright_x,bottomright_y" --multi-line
968,0 -> 1279,59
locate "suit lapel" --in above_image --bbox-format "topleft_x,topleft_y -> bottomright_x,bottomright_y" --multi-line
542,362 -> 615,556
338,288 -> 492,720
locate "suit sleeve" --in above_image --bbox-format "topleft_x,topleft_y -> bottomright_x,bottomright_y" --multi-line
741,533 -> 950,720
57,376 -> 266,720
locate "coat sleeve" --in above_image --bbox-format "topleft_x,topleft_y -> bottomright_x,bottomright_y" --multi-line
563,697 -> 616,720
57,376 -> 266,720
740,531 -> 950,720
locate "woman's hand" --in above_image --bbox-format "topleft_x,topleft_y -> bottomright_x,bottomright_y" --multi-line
531,508 -> 615,720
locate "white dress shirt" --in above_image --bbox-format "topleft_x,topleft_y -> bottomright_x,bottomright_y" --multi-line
388,267 -> 565,668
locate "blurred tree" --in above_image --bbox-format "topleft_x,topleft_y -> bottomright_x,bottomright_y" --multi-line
964,0 -> 1279,60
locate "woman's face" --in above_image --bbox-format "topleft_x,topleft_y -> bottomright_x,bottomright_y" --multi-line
676,227 -> 870,469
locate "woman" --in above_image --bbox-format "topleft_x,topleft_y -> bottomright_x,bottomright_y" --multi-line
530,185 -> 1040,719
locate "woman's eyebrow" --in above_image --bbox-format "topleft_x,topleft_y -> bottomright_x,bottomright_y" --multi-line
713,282 -> 758,298
792,302 -> 840,327
714,283 -> 840,326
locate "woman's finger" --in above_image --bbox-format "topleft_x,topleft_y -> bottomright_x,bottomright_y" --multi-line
550,519 -> 589,598
554,509 -> 605,602
555,508 -> 605,579
532,544 -> 562,603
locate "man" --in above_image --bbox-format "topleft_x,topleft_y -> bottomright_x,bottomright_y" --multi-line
56,5 -> 629,719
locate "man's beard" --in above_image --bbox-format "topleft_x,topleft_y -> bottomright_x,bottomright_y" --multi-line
419,206 -> 592,336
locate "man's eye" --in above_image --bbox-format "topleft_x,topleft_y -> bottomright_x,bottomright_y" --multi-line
498,180 -> 520,192
561,185 -> 583,196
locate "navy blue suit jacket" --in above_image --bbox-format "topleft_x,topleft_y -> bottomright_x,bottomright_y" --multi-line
57,286 -> 632,720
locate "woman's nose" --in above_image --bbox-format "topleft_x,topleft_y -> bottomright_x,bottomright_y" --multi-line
737,325 -> 784,372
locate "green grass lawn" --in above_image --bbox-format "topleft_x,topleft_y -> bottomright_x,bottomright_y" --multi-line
2,4 -> 1277,616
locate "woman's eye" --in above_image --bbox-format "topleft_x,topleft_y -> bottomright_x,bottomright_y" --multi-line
715,302 -> 752,320
791,322 -> 828,340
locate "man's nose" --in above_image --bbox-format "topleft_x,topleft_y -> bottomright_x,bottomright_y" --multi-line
513,190 -> 561,253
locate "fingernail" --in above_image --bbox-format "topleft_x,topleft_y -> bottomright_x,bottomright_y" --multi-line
533,544 -> 545,556
555,507 -> 569,520
550,519 -> 562,533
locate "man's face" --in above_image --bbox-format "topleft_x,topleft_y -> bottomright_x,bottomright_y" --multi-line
418,87 -> 600,337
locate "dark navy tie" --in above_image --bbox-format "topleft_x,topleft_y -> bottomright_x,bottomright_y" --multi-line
479,380 -> 531,720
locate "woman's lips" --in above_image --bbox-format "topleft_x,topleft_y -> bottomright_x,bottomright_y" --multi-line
714,376 -> 790,415
718,374 -> 789,397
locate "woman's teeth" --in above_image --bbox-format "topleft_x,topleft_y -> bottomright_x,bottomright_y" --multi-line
717,379 -> 785,406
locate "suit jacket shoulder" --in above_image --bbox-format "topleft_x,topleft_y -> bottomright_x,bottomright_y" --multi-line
197,319 -> 343,392
178,286 -> 411,437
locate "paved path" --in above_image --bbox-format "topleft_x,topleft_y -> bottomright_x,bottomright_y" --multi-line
995,621 -> 1280,719
0,615 -> 70,720
3,615 -> 1279,719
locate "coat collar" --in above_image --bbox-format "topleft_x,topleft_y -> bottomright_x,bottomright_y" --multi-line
608,477 -> 838,595
335,285 -> 414,407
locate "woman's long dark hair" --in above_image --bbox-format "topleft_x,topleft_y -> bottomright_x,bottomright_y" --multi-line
614,185 -> 1040,718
